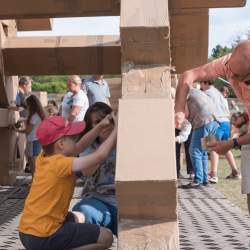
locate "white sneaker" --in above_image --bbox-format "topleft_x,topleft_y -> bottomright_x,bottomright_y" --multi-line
209,176 -> 218,184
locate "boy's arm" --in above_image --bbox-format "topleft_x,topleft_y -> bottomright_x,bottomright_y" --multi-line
74,115 -> 111,155
72,128 -> 117,174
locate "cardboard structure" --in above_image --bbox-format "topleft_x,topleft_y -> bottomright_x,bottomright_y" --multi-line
0,1 -> 247,248
3,35 -> 121,75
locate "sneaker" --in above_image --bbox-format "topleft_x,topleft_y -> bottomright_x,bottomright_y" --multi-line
177,172 -> 185,179
209,176 -> 218,184
226,171 -> 241,180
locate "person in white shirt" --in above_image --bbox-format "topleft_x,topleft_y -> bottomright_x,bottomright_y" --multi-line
62,75 -> 89,122
13,95 -> 45,174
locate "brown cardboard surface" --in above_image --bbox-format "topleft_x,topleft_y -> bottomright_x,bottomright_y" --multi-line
116,98 -> 176,182
0,128 -> 17,184
118,219 -> 179,250
169,0 -> 246,9
121,0 -> 170,65
16,18 -> 53,31
0,24 -> 9,107
0,108 -> 18,127
0,0 -> 120,19
170,9 -> 209,73
3,35 -> 121,75
122,64 -> 171,98
116,181 -> 177,219
106,78 -> 122,112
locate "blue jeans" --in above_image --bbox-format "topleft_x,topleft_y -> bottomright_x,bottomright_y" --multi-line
189,121 -> 218,184
72,197 -> 117,235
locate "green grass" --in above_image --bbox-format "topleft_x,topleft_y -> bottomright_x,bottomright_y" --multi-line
211,149 -> 248,212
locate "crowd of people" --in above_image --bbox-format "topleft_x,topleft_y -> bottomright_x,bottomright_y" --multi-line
175,40 -> 250,214
7,40 -> 250,250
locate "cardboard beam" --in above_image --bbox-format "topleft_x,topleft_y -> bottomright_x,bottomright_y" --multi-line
118,219 -> 179,250
116,98 -> 177,220
170,9 -> 209,73
16,18 -> 53,31
0,0 -> 120,19
3,35 -> 121,75
169,0 -> 246,9
120,0 -> 170,65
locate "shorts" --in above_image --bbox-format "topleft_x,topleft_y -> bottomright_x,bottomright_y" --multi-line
241,144 -> 250,194
26,140 -> 41,157
19,213 -> 100,250
215,121 -> 230,141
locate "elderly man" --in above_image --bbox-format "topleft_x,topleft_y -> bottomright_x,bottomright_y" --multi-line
175,40 -> 250,213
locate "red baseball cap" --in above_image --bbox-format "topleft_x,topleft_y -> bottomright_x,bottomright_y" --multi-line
36,116 -> 86,146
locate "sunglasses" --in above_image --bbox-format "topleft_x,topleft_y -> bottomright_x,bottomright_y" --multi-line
225,60 -> 250,85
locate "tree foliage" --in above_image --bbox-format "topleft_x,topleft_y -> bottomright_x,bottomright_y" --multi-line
211,45 -> 232,59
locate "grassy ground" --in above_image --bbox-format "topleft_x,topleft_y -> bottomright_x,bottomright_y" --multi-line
212,149 -> 248,212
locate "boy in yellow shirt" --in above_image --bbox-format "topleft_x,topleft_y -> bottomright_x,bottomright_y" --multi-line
19,115 -> 117,250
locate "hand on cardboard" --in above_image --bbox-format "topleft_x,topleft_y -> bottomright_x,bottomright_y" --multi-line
207,140 -> 233,155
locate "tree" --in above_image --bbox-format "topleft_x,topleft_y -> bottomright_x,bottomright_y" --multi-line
211,45 -> 232,59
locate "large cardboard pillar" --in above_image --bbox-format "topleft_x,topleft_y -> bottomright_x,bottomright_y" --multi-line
170,8 -> 209,73
0,21 -> 19,184
118,1 -> 178,248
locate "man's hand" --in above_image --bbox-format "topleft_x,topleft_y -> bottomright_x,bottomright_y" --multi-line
175,111 -> 185,129
207,140 -> 233,155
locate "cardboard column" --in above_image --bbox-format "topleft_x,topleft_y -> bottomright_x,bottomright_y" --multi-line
118,1 -> 179,248
0,21 -> 20,184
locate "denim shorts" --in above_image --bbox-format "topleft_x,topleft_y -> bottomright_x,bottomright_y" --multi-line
19,213 -> 100,250
215,121 -> 230,141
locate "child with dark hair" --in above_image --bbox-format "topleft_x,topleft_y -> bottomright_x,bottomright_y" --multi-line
18,115 -> 117,250
14,95 -> 46,174
73,102 -> 117,235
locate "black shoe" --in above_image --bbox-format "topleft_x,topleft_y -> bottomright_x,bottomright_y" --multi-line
181,182 -> 201,189
203,182 -> 209,187
24,166 -> 32,173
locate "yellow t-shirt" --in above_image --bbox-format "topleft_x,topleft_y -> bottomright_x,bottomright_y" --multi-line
19,153 -> 75,237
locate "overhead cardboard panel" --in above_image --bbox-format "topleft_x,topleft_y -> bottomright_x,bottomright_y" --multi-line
116,98 -> 177,219
169,0 -> 246,9
0,0 -> 120,19
120,0 -> 171,65
3,35 -> 121,75
170,9 -> 209,73
118,219 -> 179,250
16,18 -> 53,31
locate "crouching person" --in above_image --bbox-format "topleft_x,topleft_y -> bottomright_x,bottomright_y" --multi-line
73,103 -> 117,236
18,115 -> 117,250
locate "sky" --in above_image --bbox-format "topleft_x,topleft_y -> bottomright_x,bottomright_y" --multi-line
18,2 -> 250,55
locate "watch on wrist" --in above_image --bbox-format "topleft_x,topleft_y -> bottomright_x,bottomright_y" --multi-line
233,138 -> 240,149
